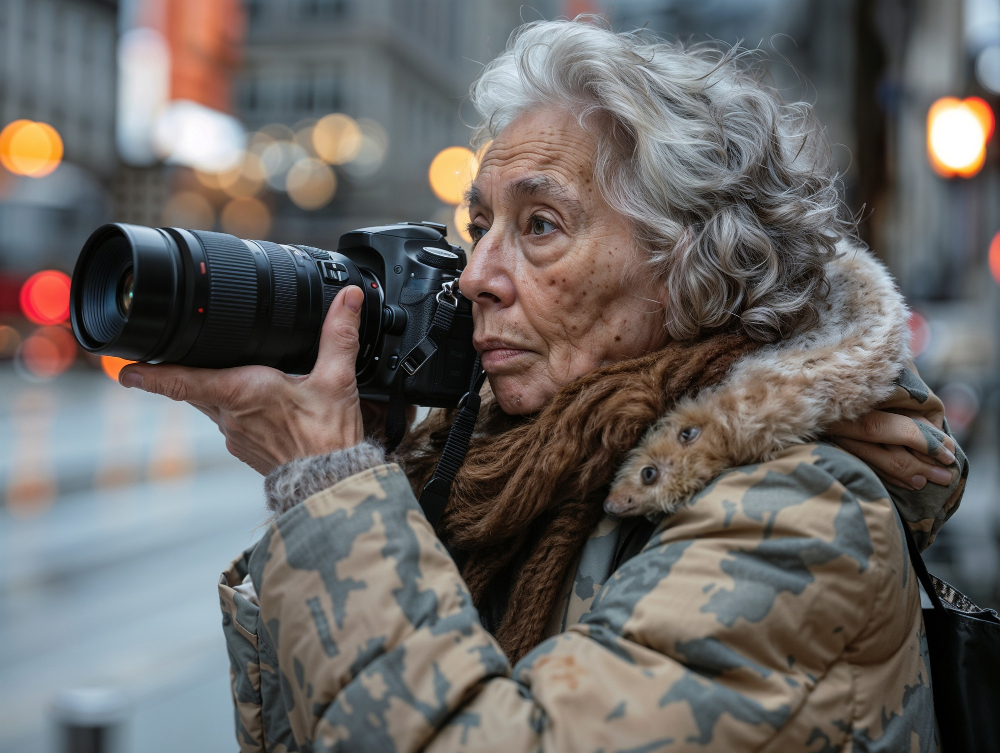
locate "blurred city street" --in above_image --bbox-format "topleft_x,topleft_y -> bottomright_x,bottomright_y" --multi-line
0,365 -> 265,751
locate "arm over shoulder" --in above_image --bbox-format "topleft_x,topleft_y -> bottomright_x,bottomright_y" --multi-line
220,445 -> 933,752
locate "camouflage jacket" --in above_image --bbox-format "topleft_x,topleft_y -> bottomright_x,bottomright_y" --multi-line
220,389 -> 965,752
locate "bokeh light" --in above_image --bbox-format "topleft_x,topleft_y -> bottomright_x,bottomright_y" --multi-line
989,230 -> 1000,286
260,141 -> 308,191
221,196 -> 273,237
977,45 -> 1000,94
287,158 -> 337,209
0,324 -> 22,356
313,113 -> 363,164
20,270 -> 71,325
340,119 -> 388,179
908,310 -> 931,358
18,326 -> 77,379
429,146 -> 478,205
0,120 -> 64,177
100,355 -> 135,381
454,203 -> 473,243
928,97 -> 992,178
162,191 -> 216,229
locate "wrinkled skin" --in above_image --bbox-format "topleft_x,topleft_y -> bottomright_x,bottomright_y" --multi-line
461,108 -> 669,414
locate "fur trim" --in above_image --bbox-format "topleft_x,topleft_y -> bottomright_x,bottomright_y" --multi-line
264,441 -> 386,517
606,243 -> 910,517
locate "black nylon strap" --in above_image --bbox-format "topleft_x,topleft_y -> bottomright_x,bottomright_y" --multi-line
903,521 -> 945,611
419,355 -> 486,530
383,370 -> 407,453
400,288 -> 458,377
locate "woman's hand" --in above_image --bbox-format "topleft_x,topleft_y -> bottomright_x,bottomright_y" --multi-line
828,409 -> 958,491
118,286 -> 367,475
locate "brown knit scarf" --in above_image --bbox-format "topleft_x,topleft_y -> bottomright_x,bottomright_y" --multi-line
396,332 -> 758,663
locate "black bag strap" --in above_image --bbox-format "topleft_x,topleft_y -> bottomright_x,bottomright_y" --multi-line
418,354 -> 487,529
902,520 -> 945,611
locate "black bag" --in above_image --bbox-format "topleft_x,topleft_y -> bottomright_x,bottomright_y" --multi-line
904,525 -> 1000,752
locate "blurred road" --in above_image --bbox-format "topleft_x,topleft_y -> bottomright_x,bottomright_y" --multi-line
0,365 -> 265,752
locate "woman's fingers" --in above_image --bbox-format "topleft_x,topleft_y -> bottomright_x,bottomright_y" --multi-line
313,286 -> 364,389
831,436 -> 956,489
828,410 -> 956,466
120,362 -> 239,406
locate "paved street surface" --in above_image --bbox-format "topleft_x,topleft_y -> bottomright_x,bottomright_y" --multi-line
0,365 -> 266,752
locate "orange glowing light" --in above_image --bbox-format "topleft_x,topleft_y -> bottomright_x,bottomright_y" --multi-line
19,270 -> 71,325
989,231 -> 1000,286
428,146 -> 478,205
0,120 -> 64,177
20,326 -> 77,378
101,355 -> 135,381
0,324 -> 21,356
928,97 -> 992,178
454,203 -> 473,243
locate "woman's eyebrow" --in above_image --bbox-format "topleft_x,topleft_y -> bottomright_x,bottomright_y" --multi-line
506,175 -> 585,224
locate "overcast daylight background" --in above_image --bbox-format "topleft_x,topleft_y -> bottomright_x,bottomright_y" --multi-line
0,0 -> 998,750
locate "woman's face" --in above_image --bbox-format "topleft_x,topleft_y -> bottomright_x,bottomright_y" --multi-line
460,107 -> 670,415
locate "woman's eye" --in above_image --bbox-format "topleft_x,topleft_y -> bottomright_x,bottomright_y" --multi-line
528,216 -> 556,236
468,224 -> 487,243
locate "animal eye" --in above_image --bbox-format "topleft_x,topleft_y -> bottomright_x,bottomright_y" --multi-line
678,427 -> 701,444
640,465 -> 658,485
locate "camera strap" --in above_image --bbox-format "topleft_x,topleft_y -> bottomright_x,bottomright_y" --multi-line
419,355 -> 487,530
383,280 -> 463,454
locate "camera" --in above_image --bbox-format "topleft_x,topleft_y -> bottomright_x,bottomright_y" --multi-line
69,221 -> 476,407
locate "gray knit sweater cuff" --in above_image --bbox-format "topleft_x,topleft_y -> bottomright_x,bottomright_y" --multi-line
264,441 -> 387,517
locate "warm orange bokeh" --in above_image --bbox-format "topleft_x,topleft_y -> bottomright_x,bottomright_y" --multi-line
20,270 -> 71,325
0,120 -> 64,177
927,97 -> 993,178
428,146 -> 478,205
101,355 -> 136,382
989,231 -> 1000,287
21,326 -> 77,378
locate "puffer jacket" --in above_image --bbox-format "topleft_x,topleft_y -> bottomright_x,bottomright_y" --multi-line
219,248 -> 967,752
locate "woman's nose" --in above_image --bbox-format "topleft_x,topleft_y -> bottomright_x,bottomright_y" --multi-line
459,232 -> 515,307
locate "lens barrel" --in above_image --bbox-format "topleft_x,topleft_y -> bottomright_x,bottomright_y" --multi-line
71,223 -> 382,373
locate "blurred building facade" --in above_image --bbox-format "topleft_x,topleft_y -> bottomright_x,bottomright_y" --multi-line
0,0 -> 117,273
235,0 -> 556,246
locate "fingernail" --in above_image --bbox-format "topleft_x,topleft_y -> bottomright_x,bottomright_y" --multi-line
344,286 -> 363,314
938,447 -> 956,465
910,475 -> 927,490
928,467 -> 953,485
120,371 -> 143,389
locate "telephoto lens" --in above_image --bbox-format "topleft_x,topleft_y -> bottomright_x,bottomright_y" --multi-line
70,222 -> 476,407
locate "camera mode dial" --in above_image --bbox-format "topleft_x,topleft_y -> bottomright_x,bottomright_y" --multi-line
417,246 -> 460,270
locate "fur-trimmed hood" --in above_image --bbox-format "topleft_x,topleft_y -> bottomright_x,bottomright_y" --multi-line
605,242 -> 957,528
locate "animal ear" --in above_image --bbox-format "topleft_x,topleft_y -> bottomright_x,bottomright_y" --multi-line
678,426 -> 701,444
640,465 -> 659,485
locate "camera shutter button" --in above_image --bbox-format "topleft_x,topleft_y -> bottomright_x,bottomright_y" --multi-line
417,246 -> 460,270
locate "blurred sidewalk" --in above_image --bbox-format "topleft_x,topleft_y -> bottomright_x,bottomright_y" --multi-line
0,365 -> 265,752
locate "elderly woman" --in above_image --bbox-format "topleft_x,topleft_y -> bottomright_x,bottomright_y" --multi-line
123,21 -> 966,753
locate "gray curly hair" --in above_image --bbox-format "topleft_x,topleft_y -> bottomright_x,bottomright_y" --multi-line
469,19 -> 854,343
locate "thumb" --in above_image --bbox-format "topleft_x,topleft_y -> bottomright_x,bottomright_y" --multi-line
314,285 -> 364,381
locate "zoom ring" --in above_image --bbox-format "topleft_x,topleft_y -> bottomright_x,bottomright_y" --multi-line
185,231 -> 259,366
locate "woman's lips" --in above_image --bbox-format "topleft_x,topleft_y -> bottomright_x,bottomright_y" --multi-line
479,346 -> 530,370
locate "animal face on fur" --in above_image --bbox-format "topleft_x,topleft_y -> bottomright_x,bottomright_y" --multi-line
605,407 -> 731,517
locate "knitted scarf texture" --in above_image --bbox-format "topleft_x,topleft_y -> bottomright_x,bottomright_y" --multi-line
397,332 -> 758,663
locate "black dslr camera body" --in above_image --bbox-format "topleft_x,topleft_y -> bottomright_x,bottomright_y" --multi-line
70,221 -> 476,407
